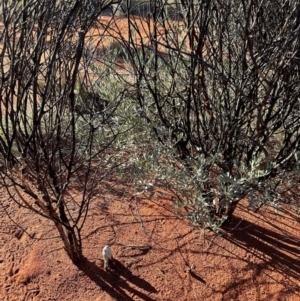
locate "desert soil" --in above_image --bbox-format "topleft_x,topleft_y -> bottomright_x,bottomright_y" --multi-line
1,16 -> 300,301
0,181 -> 299,301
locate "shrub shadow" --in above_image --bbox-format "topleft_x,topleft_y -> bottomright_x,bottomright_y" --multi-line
79,257 -> 157,301
222,212 -> 300,294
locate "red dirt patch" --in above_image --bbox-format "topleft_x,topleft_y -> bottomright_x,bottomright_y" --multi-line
85,15 -> 187,58
1,184 -> 299,301
11,245 -> 43,285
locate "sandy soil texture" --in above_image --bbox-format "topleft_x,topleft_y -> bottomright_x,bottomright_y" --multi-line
0,183 -> 299,301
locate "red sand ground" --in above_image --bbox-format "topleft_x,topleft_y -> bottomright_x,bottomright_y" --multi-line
0,182 -> 299,301
1,16 -> 300,301
87,15 -> 186,52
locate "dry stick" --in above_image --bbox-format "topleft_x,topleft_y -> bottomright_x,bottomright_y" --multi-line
115,242 -> 152,250
128,194 -> 147,235
134,196 -> 147,234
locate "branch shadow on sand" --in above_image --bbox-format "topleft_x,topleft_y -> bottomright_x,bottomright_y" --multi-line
79,257 -> 157,301
221,209 -> 300,295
